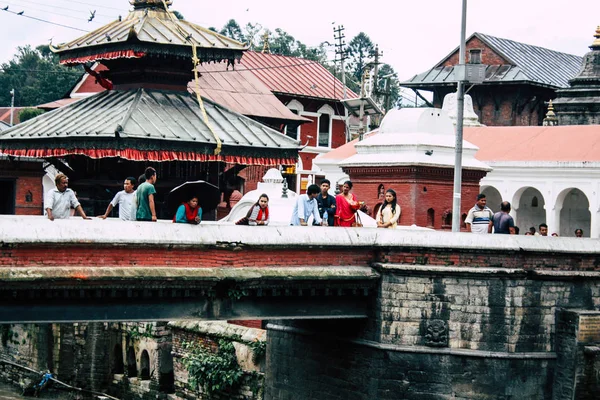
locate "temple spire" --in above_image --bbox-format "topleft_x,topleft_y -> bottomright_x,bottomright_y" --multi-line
591,26 -> 600,50
262,32 -> 271,54
543,100 -> 558,126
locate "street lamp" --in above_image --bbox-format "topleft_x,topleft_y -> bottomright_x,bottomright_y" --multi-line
9,88 -> 15,127
451,0 -> 468,232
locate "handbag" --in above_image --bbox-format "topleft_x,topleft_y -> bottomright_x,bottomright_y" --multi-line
352,213 -> 363,228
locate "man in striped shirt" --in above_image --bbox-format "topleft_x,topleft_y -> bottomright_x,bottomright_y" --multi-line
465,194 -> 493,234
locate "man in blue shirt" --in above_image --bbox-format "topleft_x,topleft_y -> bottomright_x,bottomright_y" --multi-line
492,201 -> 515,234
291,184 -> 323,226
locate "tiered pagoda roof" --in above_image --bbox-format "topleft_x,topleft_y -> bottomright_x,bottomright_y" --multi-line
0,0 -> 299,166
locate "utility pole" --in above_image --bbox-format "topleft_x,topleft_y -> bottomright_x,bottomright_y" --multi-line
358,67 -> 370,141
9,89 -> 15,126
333,25 -> 350,141
370,45 -> 383,100
452,0 -> 468,232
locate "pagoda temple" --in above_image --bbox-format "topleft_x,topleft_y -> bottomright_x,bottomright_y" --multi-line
0,0 -> 299,218
553,27 -> 600,125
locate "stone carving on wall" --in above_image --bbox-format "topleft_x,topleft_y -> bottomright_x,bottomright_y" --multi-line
424,319 -> 448,347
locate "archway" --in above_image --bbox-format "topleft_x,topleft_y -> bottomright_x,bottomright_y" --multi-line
481,186 -> 502,212
513,187 -> 545,234
126,347 -> 137,378
140,350 -> 151,380
557,188 -> 591,237
112,345 -> 124,375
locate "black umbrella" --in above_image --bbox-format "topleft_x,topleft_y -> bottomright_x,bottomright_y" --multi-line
167,180 -> 221,214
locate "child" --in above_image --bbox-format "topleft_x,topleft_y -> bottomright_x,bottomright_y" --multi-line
248,194 -> 270,226
376,189 -> 401,228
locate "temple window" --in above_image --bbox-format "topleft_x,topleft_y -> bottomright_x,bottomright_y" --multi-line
317,104 -> 334,148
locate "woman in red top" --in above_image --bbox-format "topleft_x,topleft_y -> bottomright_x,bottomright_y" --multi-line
335,181 -> 360,227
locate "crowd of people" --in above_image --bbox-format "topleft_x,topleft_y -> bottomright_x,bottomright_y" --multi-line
288,179 -> 399,228
464,193 -> 585,237
42,170 -> 586,237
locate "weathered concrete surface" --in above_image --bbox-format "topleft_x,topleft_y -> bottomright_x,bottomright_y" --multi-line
1,215 -> 598,253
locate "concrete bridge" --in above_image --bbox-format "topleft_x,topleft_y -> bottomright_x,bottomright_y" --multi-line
1,215 -> 600,399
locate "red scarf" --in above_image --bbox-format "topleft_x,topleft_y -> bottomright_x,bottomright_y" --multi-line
256,206 -> 269,222
172,202 -> 199,223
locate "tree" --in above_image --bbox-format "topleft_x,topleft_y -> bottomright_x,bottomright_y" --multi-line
19,108 -> 44,122
243,22 -> 262,50
219,19 -> 245,42
375,64 -> 401,110
346,32 -> 375,83
0,45 -> 81,107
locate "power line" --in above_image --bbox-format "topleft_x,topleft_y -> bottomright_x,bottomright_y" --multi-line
2,0 -> 104,23
1,8 -> 89,32
10,0 -> 117,18
54,0 -> 125,12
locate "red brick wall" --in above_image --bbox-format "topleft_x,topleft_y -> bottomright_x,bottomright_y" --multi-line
3,241 -> 600,272
331,119 -> 346,149
0,161 -> 44,215
299,116 -> 318,147
441,37 -> 509,66
345,166 -> 487,230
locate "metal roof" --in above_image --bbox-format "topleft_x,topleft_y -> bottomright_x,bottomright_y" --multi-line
0,89 -> 299,154
403,32 -> 583,89
192,62 -> 310,123
240,51 -> 358,101
52,5 -> 246,63
0,121 -> 10,132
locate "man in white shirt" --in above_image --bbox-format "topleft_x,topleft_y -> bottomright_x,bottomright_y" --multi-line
465,194 -> 493,234
290,184 -> 323,226
45,174 -> 90,221
97,177 -> 137,221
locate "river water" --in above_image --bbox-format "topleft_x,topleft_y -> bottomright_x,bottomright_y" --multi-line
0,382 -> 73,399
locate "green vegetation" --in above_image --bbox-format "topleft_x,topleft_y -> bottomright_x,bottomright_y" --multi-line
182,339 -> 244,398
0,45 -> 81,107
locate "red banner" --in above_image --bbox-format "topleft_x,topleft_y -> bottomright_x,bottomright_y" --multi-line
60,50 -> 146,65
2,148 -> 296,166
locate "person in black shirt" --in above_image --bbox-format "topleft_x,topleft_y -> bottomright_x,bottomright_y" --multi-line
315,179 -> 336,226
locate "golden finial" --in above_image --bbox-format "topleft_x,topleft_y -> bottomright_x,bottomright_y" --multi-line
543,100 -> 558,126
261,31 -> 271,54
547,100 -> 556,117
591,25 -> 600,49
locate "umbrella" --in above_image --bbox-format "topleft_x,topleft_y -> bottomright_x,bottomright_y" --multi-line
167,180 -> 221,214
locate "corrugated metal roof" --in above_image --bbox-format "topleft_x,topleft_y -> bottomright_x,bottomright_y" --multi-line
53,7 -> 246,60
240,51 -> 358,101
192,62 -> 310,123
0,89 -> 299,152
402,32 -> 582,89
0,121 -> 10,132
476,33 -> 582,88
403,64 -> 534,87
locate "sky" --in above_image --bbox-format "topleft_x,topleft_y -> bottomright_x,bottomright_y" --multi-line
0,0 -> 599,83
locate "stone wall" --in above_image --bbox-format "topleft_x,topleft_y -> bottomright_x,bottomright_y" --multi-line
170,321 -> 265,400
264,262 -> 600,400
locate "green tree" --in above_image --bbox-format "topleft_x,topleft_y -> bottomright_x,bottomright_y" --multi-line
18,108 -> 44,122
0,45 -> 81,107
220,19 -> 245,42
243,22 -> 262,50
346,32 -> 375,83
375,63 -> 401,109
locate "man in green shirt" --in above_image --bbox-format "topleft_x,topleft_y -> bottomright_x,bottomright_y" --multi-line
136,167 -> 158,222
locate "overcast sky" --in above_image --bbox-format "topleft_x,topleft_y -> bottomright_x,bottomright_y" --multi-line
0,0 -> 599,82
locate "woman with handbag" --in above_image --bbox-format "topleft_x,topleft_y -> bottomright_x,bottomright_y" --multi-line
376,189 -> 401,228
236,194 -> 270,225
335,181 -> 361,227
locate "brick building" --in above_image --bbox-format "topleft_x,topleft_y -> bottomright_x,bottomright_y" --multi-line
401,32 -> 582,126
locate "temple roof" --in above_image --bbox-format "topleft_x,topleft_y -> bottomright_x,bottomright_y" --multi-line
0,89 -> 299,165
402,33 -> 582,90
52,1 -> 246,65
